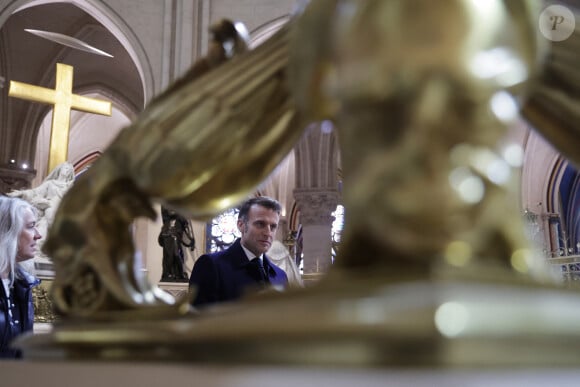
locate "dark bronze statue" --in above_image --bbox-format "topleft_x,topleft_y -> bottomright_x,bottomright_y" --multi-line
158,207 -> 195,282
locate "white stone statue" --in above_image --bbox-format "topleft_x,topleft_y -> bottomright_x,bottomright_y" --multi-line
267,240 -> 304,288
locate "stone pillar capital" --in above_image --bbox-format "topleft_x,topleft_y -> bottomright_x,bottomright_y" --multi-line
294,188 -> 339,226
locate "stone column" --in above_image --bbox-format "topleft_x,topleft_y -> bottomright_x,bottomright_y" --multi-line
294,188 -> 339,285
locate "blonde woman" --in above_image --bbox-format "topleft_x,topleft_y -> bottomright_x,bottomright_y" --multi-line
0,196 -> 41,358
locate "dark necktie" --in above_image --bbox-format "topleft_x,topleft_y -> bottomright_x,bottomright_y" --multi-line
252,257 -> 269,283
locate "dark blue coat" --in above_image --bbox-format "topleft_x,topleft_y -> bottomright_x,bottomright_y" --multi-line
0,270 -> 39,358
189,239 -> 288,307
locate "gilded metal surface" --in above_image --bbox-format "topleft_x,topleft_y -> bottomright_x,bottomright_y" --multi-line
521,17 -> 580,168
9,63 -> 112,172
32,281 -> 57,324
29,2 -> 580,366
289,0 -> 545,275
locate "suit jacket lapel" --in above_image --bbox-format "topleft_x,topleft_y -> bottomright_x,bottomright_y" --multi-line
263,255 -> 278,278
224,239 -> 248,266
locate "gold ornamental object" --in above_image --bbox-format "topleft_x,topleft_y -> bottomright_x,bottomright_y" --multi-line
19,2 -> 580,367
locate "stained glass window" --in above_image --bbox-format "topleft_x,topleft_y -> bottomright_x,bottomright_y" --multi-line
331,204 -> 344,262
206,208 -> 240,253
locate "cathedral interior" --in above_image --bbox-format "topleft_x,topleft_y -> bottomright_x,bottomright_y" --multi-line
1,0 -> 580,384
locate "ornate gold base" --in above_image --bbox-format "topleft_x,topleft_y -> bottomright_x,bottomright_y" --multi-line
17,267 -> 580,367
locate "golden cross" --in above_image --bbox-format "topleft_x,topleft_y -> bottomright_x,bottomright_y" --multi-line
9,62 -> 112,172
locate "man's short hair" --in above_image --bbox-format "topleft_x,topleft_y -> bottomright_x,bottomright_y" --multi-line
238,196 -> 282,222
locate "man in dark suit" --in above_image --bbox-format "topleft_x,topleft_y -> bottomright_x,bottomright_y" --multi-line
189,196 -> 288,308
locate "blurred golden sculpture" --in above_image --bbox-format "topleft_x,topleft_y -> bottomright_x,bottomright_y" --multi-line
30,0 -> 580,365
32,284 -> 57,324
